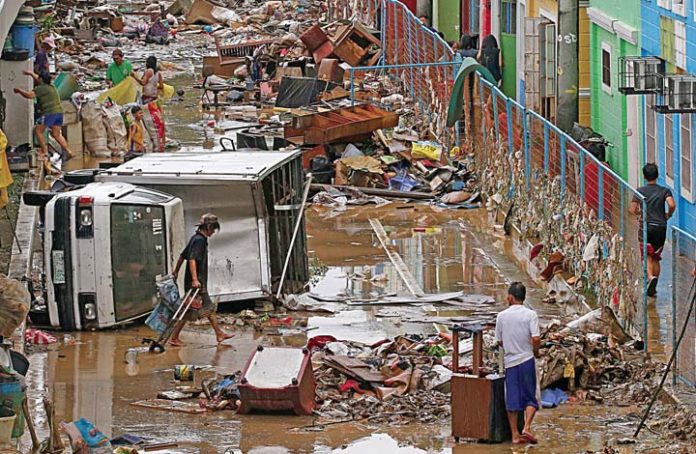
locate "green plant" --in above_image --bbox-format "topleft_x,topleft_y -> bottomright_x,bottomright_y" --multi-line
38,13 -> 57,33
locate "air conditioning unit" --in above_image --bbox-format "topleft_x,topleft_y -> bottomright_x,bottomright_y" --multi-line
656,75 -> 696,113
620,57 -> 665,95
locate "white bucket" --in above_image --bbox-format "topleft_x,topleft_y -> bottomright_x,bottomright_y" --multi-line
0,414 -> 16,445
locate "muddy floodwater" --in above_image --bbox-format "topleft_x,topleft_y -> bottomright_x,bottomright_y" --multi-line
20,205 -> 666,453
21,56 -> 676,452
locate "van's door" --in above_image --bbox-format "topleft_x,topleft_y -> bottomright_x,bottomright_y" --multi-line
110,203 -> 167,322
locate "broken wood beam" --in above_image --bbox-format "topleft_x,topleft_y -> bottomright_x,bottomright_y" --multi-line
309,184 -> 434,200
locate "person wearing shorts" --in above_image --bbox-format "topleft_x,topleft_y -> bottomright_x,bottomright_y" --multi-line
14,71 -> 74,173
168,213 -> 234,346
630,163 -> 676,297
495,282 -> 541,445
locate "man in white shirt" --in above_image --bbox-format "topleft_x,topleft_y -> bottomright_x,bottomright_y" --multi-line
495,282 -> 541,445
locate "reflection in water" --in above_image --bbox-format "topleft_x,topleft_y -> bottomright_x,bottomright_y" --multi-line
20,205 -> 665,453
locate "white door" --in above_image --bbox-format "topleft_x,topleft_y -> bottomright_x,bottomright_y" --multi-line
491,0 -> 500,40
517,1 -> 526,101
627,95 -> 641,187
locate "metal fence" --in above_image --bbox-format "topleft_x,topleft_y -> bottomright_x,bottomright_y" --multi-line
471,79 -> 649,341
332,0 -> 456,145
672,227 -> 696,388
332,0 -> 650,341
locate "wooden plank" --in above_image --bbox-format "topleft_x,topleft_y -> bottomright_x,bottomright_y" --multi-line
130,399 -> 206,414
369,218 -> 424,297
310,184 -> 434,200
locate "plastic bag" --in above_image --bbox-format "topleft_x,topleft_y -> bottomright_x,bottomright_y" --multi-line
97,77 -> 141,106
161,83 -> 175,103
145,302 -> 172,335
411,141 -> 443,161
0,274 -> 30,337
81,102 -> 109,156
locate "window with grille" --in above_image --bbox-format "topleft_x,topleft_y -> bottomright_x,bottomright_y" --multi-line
666,114 -> 675,183
675,21 -> 686,69
502,0 -> 517,34
673,0 -> 685,15
601,43 -> 611,93
681,114 -> 693,199
657,0 -> 671,8
646,96 -> 657,164
471,0 -> 480,34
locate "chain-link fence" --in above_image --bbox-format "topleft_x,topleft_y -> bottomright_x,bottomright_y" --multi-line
672,227 -> 696,388
475,79 -> 649,341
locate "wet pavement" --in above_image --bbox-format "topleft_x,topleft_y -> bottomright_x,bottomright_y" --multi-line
16,46 -> 681,452
19,204 -> 669,453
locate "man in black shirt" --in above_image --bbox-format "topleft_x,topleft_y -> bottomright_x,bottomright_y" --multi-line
630,164 -> 676,297
169,213 -> 234,346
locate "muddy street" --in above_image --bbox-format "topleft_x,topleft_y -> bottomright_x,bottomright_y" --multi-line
2,0 -> 696,452
19,206 -> 667,453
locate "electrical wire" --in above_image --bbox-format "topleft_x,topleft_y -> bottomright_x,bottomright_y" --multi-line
634,274 -> 696,438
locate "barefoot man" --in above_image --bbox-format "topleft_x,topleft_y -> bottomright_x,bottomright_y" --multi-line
169,213 -> 234,346
495,282 -> 540,445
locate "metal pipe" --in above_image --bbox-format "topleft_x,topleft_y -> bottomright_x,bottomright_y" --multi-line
276,173 -> 313,299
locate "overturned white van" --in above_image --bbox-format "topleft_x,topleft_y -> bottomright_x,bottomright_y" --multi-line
96,151 -> 309,304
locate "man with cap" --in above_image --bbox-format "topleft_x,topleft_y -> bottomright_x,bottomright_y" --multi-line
169,213 -> 234,346
34,37 -> 55,76
105,49 -> 134,87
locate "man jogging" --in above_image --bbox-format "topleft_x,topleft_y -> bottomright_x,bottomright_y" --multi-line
495,282 -> 540,445
630,163 -> 676,297
168,213 -> 234,346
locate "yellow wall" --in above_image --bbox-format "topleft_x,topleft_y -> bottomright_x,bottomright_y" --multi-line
578,7 -> 591,126
524,0 -> 591,126
528,0 -> 559,18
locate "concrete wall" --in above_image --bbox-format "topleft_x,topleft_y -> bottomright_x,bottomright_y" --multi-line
641,0 -> 696,232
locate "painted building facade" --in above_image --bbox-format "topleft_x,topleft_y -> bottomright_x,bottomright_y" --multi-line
641,0 -> 696,232
518,0 -> 591,130
587,0 -> 642,186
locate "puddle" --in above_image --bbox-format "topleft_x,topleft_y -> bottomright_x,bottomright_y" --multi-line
18,40 -> 678,452
19,205 -> 666,453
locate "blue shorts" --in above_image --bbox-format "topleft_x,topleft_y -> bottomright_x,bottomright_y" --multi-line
41,113 -> 64,128
505,358 -> 539,412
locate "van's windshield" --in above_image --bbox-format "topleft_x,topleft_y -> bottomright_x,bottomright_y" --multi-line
110,204 -> 167,321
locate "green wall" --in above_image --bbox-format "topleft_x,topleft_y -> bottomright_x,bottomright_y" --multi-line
589,24 -> 642,181
437,0 -> 461,42
501,33 -> 516,99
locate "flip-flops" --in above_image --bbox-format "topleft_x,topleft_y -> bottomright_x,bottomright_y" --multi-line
522,432 -> 538,444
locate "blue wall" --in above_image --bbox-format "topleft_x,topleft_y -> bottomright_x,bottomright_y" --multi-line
640,0 -> 696,233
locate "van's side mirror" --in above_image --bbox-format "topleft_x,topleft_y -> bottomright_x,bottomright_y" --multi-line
22,191 -> 56,207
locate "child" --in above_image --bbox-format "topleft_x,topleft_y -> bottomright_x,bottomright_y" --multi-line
127,106 -> 146,160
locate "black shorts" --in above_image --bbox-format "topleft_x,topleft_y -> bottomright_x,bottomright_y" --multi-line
184,289 -> 216,321
646,224 -> 667,256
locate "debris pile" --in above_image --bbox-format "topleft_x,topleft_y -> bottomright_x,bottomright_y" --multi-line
310,335 -> 455,425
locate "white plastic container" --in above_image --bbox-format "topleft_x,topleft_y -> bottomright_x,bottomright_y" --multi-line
0,413 -> 16,445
